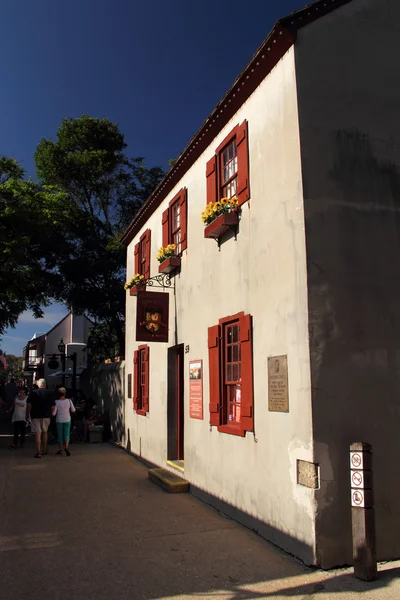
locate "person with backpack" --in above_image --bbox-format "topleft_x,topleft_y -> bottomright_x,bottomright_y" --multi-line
52,387 -> 76,457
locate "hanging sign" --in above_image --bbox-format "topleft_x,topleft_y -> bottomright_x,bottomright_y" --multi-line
189,360 -> 203,420
136,291 -> 169,343
48,358 -> 60,370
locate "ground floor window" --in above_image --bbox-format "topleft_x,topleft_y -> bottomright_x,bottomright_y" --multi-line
133,345 -> 149,415
208,312 -> 253,436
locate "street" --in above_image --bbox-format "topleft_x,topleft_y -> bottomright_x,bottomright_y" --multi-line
0,433 -> 398,600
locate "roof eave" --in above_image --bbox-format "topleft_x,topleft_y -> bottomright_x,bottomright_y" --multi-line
121,0 -> 355,246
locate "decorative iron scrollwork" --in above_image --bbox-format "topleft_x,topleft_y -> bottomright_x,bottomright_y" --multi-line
145,273 -> 173,289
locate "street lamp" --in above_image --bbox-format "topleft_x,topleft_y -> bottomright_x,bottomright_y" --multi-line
57,338 -> 66,386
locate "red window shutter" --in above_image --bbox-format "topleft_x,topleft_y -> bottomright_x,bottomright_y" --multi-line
208,324 -> 221,426
133,351 -> 139,411
239,313 -> 254,432
180,188 -> 188,252
236,120 -> 250,207
134,243 -> 139,274
162,208 -> 170,247
142,346 -> 150,413
145,229 -> 151,280
206,156 -> 217,206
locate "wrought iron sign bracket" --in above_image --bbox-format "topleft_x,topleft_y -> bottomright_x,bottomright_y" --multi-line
145,273 -> 174,289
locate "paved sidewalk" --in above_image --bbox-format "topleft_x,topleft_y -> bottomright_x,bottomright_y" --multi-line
0,431 -> 399,600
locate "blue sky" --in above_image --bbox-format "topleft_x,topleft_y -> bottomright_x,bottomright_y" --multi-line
1,0 -> 303,355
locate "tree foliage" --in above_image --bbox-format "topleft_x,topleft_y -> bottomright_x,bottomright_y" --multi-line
0,116 -> 163,360
0,158 -> 76,334
4,354 -> 23,380
35,116 -> 164,357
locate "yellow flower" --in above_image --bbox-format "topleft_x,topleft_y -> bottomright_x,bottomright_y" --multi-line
221,197 -> 229,205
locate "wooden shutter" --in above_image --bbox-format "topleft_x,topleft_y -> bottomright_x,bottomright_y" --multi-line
208,324 -> 221,426
236,120 -> 250,207
134,243 -> 139,274
133,351 -> 139,411
180,188 -> 188,252
239,313 -> 254,432
144,229 -> 151,280
142,346 -> 150,413
206,156 -> 217,206
162,208 -> 170,247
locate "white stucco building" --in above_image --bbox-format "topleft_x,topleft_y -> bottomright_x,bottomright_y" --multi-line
23,312 -> 92,391
122,0 -> 400,568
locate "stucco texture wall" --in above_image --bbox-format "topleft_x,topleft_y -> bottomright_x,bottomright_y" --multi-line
295,0 -> 400,568
125,47 -> 317,564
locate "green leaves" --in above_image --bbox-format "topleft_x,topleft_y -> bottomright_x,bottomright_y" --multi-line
33,115 -> 164,358
1,115 -> 164,361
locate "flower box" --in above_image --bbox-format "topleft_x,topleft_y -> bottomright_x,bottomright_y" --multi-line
129,283 -> 146,296
158,256 -> 181,274
204,211 -> 239,240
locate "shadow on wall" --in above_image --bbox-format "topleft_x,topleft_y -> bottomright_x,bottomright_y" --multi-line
90,361 -> 125,443
306,129 -> 400,567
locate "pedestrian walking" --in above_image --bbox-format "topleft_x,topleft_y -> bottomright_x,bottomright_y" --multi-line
27,378 -> 56,458
52,387 -> 75,456
8,386 -> 29,449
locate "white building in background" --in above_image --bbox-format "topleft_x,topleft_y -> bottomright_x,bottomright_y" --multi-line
23,312 -> 93,390
121,0 -> 400,569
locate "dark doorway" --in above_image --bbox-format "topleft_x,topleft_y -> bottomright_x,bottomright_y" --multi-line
167,344 -> 184,463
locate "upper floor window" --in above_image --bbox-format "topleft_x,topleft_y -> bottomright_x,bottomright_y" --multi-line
162,188 -> 188,254
206,120 -> 249,207
134,229 -> 151,280
171,198 -> 182,254
220,139 -> 238,200
208,311 -> 254,437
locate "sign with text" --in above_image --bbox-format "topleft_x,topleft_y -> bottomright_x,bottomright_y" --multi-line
189,360 -> 203,420
136,291 -> 169,343
268,355 -> 289,412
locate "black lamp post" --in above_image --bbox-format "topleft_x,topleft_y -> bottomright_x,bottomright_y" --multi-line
57,339 -> 66,387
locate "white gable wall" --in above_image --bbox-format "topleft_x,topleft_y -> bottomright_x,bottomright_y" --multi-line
125,46 -> 315,563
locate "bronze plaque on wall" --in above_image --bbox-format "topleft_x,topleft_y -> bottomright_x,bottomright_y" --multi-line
268,355 -> 289,412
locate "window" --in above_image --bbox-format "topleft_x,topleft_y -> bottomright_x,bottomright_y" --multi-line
134,229 -> 151,279
133,345 -> 149,415
220,139 -> 238,199
161,188 -> 188,253
206,120 -> 249,207
223,321 -> 241,424
208,312 -> 253,437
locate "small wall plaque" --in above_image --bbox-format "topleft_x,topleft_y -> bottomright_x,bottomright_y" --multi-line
268,355 -> 289,412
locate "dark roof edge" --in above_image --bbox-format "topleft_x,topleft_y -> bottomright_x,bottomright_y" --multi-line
121,0 -> 354,246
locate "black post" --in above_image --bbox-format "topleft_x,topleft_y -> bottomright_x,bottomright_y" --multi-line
350,442 -> 377,581
71,353 -> 77,392
62,353 -> 66,388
